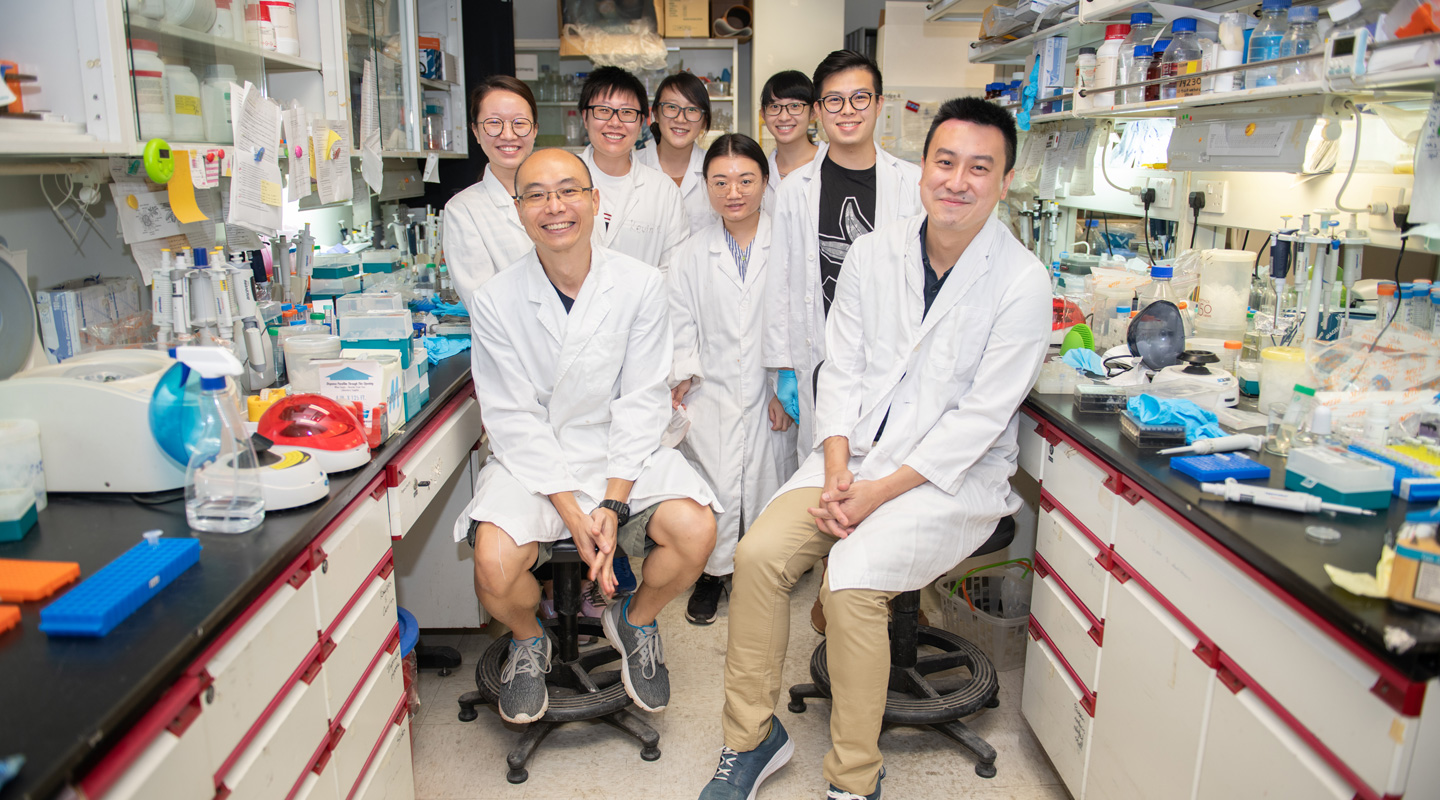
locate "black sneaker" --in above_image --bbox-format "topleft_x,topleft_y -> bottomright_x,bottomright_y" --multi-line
497,634 -> 551,723
601,596 -> 669,712
686,573 -> 725,625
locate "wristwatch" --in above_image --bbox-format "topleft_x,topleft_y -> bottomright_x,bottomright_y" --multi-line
598,499 -> 631,528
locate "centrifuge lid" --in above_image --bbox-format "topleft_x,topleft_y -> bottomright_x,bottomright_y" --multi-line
0,249 -> 37,380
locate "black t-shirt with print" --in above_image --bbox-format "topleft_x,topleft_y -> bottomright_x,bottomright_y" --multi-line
816,156 -> 877,316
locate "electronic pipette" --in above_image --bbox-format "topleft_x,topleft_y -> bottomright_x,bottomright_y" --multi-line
1200,478 -> 1375,516
1158,434 -> 1264,456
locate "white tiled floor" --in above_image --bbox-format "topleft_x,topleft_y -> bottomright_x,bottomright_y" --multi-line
410,566 -> 1069,800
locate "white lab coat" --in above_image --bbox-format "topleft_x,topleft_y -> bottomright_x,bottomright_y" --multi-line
636,140 -> 717,236
764,149 -> 782,212
772,213 -> 1052,592
581,145 -> 690,274
441,165 -> 533,314
453,246 -> 719,545
669,215 -> 798,575
762,141 -> 923,462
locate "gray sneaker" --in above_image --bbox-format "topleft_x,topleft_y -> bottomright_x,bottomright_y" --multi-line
498,634 -> 551,723
601,597 -> 670,712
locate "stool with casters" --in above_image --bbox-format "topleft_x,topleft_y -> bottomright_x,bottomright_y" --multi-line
786,515 -> 1015,779
456,521 -> 660,783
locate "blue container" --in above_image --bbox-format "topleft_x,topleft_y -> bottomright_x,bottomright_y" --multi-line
40,538 -> 201,637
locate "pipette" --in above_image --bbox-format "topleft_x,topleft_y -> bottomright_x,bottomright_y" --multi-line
1200,478 -> 1375,516
1158,434 -> 1264,455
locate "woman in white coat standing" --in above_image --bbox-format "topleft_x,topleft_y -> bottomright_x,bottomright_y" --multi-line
635,72 -> 715,236
669,134 -> 799,625
759,70 -> 819,212
441,76 -> 538,312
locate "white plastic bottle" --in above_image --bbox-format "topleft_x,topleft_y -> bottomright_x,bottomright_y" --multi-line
1160,18 -> 1204,99
261,0 -> 299,56
1074,47 -> 1097,111
210,0 -> 235,39
1093,24 -> 1131,108
1279,5 -> 1323,84
177,346 -> 265,533
129,39 -> 172,139
1247,0 -> 1293,88
201,64 -> 236,143
1118,12 -> 1160,93
165,64 -> 204,141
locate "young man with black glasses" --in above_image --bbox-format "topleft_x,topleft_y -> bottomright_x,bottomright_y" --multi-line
577,66 -> 690,274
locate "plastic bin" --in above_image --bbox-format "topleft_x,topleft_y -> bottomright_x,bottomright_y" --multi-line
312,254 -> 361,280
397,606 -> 421,717
310,275 -> 362,296
339,311 -> 413,341
336,291 -> 404,316
937,560 -> 1032,672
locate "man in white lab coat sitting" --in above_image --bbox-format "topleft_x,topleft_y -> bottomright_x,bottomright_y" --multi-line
454,148 -> 718,725
699,99 -> 1052,800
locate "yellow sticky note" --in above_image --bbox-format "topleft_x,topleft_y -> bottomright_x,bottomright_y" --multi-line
166,150 -> 209,224
260,180 -> 282,206
309,146 -> 316,179
323,129 -> 342,160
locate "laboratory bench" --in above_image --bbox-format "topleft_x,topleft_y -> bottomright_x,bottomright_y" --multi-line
1018,390 -> 1440,800
0,354 -> 480,800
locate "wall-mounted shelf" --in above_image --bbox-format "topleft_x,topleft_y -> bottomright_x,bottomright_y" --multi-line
126,18 -> 322,72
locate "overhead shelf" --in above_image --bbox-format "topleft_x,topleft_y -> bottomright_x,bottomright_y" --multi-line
927,0 -> 993,21
126,18 -> 321,72
967,0 -> 1259,64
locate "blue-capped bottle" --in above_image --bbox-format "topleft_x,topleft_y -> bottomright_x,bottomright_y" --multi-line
1160,18 -> 1204,99
1279,5 -> 1322,84
1119,12 -> 1161,93
1247,0 -> 1293,88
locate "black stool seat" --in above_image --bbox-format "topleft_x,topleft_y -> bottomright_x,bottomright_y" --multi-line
787,516 -> 1016,779
457,528 -> 660,783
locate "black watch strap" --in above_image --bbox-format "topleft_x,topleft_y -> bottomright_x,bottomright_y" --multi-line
598,499 -> 631,528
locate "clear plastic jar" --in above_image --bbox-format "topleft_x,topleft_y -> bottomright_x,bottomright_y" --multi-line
1279,5 -> 1322,84
130,39 -> 172,139
1160,18 -> 1204,99
1247,0 -> 1293,88
165,64 -> 204,141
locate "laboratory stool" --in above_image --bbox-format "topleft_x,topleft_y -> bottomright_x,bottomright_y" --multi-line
787,515 -> 1015,779
456,522 -> 660,784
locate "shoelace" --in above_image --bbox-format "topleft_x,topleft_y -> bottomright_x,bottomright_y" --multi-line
501,636 -> 552,683
631,622 -> 665,679
711,747 -> 739,781
826,791 -> 865,800
583,580 -> 608,610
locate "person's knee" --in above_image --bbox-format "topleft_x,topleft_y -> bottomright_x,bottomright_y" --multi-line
652,499 -> 716,564
470,523 -> 531,597
821,588 -> 890,627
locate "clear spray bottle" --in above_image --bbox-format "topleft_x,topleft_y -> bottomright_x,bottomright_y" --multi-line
177,346 -> 265,533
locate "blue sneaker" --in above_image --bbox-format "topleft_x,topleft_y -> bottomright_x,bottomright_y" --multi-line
613,553 -> 638,594
825,768 -> 884,800
699,717 -> 794,800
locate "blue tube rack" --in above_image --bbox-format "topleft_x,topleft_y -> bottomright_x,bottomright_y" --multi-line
1348,444 -> 1440,502
39,537 -> 201,637
1170,453 -> 1272,483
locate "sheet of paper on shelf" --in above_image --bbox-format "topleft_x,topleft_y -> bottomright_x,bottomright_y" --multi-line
1069,120 -> 1104,196
227,82 -> 284,236
109,156 -> 146,184
515,53 -> 538,81
220,189 -> 263,250
110,182 -> 197,244
1037,131 -> 1062,200
128,234 -> 190,285
314,119 -> 353,205
423,154 -> 439,183
187,149 -> 222,189
360,58 -> 383,194
1056,129 -> 1080,187
283,102 -> 312,202
1018,125 -> 1047,186
1409,93 -> 1440,225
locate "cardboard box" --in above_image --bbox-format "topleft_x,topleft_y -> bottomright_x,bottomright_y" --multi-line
315,357 -> 405,441
1390,531 -> 1440,614
34,276 -> 142,363
665,0 -> 709,37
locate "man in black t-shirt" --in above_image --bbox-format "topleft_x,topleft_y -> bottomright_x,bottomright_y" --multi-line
817,159 -> 877,314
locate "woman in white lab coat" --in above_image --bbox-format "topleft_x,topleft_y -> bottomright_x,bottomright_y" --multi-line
669,134 -> 798,625
759,70 -> 819,211
636,72 -> 716,235
441,76 -> 538,312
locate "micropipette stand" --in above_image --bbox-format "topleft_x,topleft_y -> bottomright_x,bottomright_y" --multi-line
1339,213 -> 1368,338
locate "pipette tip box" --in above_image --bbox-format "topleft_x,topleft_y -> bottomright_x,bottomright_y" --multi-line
39,538 -> 200,637
0,605 -> 18,633
0,558 -> 81,602
1285,446 -> 1394,510
1348,443 -> 1440,502
1120,411 -> 1188,449
1170,453 -> 1271,482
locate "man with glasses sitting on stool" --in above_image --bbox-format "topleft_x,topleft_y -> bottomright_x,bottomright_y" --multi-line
454,147 -> 718,724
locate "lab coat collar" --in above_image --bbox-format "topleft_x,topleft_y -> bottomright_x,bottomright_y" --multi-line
641,140 -> 705,197
794,141 -> 913,228
481,165 -> 526,232
707,213 -> 771,291
911,214 -> 1001,343
582,145 -> 646,248
523,247 -> 616,385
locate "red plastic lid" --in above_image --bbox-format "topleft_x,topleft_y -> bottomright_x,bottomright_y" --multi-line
215,0 -> 231,7
1378,283 -> 1397,296
1224,340 -> 1242,349
129,38 -> 160,53
1105,24 -> 1132,38
258,394 -> 368,452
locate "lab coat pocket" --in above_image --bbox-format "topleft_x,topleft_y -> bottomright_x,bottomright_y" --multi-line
925,307 -> 989,377
586,332 -> 628,393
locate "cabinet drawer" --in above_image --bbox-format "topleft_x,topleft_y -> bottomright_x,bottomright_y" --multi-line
332,648 -> 405,795
292,766 -> 340,800
323,574 -> 397,719
1042,437 -> 1118,543
1036,500 -> 1110,618
313,490 -> 392,631
1021,629 -> 1093,799
222,666 -> 330,800
1197,681 -> 1351,799
1017,409 -> 1045,482
350,700 -> 414,800
1032,563 -> 1102,690
387,396 -> 481,538
98,708 -> 213,800
1113,496 -> 1415,796
201,572 -> 320,769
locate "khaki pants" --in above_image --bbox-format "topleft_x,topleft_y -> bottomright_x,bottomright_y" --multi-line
721,488 -> 897,796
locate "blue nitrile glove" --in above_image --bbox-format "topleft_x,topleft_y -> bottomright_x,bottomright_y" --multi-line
777,369 -> 799,422
1061,348 -> 1106,376
422,335 -> 471,364
1128,395 -> 1225,443
409,298 -> 468,317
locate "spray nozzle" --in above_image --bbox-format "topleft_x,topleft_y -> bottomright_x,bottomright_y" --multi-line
176,346 -> 243,390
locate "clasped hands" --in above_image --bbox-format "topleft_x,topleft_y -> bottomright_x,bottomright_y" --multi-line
563,506 -> 621,597
808,468 -> 887,539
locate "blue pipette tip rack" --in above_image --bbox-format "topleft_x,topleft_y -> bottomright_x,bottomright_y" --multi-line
1170,452 -> 1271,483
39,537 -> 201,637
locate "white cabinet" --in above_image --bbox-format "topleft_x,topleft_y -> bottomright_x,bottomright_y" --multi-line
1021,631 -> 1094,798
386,395 -> 480,538
1196,684 -> 1352,800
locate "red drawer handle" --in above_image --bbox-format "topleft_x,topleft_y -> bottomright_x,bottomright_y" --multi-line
1087,624 -> 1104,647
319,635 -> 337,663
1193,641 -> 1221,668
1217,663 -> 1246,694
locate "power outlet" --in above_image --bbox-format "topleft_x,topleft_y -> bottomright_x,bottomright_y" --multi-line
1370,187 -> 1406,231
1197,180 -> 1228,214
1148,177 -> 1175,209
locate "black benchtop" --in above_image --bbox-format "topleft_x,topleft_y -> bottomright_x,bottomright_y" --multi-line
0,355 -> 475,800
1025,391 -> 1440,683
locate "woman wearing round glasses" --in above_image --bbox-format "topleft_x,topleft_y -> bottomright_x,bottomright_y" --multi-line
636,72 -> 716,235
668,133 -> 798,626
442,76 -> 539,310
759,70 -> 819,211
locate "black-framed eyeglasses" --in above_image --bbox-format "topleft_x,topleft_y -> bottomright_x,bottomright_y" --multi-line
819,91 -> 876,114
513,186 -> 595,207
585,105 -> 643,123
479,117 -> 534,137
658,102 -> 705,122
763,101 -> 808,117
